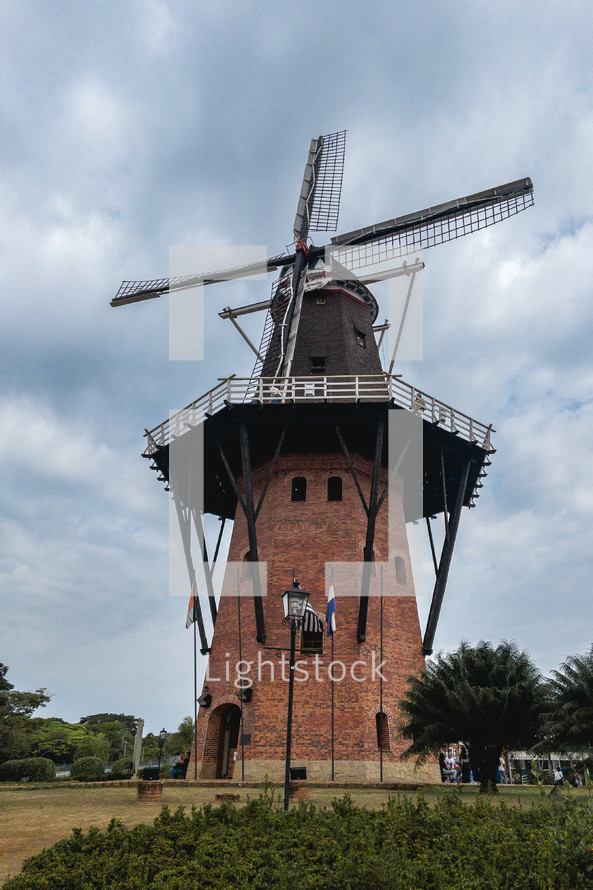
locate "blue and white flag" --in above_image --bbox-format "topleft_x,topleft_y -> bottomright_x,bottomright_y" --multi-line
326,584 -> 337,636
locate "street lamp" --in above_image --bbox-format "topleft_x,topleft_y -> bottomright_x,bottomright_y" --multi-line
157,727 -> 168,774
281,582 -> 309,811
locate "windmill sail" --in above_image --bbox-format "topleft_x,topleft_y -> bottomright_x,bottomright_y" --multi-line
293,130 -> 346,238
329,177 -> 533,280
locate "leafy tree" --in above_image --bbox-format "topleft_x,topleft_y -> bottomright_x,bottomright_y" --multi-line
176,716 -> 195,749
29,720 -> 93,763
84,722 -> 133,761
80,714 -> 139,734
539,646 -> 593,753
399,640 -> 545,792
0,663 -> 50,763
74,733 -> 109,762
166,716 -> 195,756
80,715 -> 139,761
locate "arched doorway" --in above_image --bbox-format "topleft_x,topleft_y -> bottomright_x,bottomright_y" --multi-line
217,705 -> 241,779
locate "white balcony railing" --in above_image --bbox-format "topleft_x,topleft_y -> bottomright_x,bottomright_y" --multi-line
144,374 -> 493,454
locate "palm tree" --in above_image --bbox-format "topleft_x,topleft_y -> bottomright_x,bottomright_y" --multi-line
539,646 -> 593,754
177,716 -> 195,750
399,640 -> 544,792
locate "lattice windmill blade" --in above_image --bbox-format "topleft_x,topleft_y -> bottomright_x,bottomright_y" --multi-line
325,177 -> 534,281
278,131 -> 348,377
112,131 -> 346,310
293,130 -> 346,240
110,252 -> 291,307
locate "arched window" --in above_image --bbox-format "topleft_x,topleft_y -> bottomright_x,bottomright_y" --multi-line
241,551 -> 252,581
395,556 -> 407,585
327,476 -> 342,501
376,712 -> 390,750
291,477 -> 307,501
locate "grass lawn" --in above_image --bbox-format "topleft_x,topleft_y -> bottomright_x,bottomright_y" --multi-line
1,781 -> 588,886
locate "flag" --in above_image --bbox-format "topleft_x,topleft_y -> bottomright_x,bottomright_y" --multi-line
186,583 -> 198,629
326,584 -> 337,636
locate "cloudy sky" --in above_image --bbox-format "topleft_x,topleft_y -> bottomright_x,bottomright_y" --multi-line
1,1 -> 592,734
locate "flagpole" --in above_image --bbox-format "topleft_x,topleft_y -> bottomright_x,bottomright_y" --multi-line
237,566 -> 245,781
331,628 -> 335,781
193,618 -> 198,780
380,564 -> 383,784
330,568 -> 335,782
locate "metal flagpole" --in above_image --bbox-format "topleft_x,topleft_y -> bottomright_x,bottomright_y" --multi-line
330,566 -> 335,781
380,564 -> 383,783
331,630 -> 335,781
237,567 -> 245,781
193,618 -> 198,780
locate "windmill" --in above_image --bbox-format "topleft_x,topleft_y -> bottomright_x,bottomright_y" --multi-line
112,132 -> 533,781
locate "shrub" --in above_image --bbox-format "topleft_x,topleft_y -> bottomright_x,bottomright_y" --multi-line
70,757 -> 105,782
0,757 -> 55,783
108,758 -> 132,779
4,793 -> 593,889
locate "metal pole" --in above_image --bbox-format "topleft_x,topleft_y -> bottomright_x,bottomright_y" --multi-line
283,620 -> 297,812
237,567 -> 245,782
380,565 -> 383,783
193,620 -> 198,780
331,631 -> 335,782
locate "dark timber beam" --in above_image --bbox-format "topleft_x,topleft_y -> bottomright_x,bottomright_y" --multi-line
422,459 -> 471,656
335,424 -> 369,516
171,493 -> 210,654
168,439 -> 210,654
192,507 -> 218,625
358,416 -> 385,643
238,422 -> 266,644
255,422 -> 287,520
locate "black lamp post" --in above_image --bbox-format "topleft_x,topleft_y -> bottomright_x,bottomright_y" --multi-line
281,582 -> 310,812
157,727 -> 168,774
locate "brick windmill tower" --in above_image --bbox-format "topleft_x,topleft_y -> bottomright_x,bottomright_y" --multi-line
112,132 -> 533,782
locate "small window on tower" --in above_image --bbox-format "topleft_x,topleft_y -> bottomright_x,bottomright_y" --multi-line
355,329 -> 366,348
395,556 -> 407,585
291,477 -> 307,501
327,476 -> 343,501
315,294 -> 326,305
311,356 -> 326,374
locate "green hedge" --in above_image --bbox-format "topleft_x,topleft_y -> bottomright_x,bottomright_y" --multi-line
70,757 -> 105,782
4,791 -> 593,888
108,759 -> 132,780
0,758 -> 55,783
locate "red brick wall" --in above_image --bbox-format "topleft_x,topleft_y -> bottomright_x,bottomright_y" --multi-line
191,451 -> 425,777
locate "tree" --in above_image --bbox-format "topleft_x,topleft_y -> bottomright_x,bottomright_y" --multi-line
80,713 -> 139,734
74,733 -> 110,762
0,663 -> 50,762
539,646 -> 593,753
166,717 -> 195,756
29,720 -> 94,763
399,641 -> 545,792
141,733 -> 161,761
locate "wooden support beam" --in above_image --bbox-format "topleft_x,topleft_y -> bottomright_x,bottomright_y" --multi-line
239,422 -> 266,644
422,459 -> 471,656
171,494 -> 210,654
192,507 -> 218,625
358,416 -> 385,643
335,424 -> 369,516
440,450 -> 449,538
255,422 -> 287,520
168,442 -> 210,654
426,516 -> 438,575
